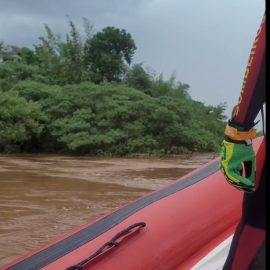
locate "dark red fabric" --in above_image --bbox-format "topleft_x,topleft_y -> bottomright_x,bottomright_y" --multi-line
232,15 -> 265,125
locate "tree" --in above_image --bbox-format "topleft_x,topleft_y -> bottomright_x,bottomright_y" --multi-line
0,91 -> 46,152
84,26 -> 136,83
0,44 -> 36,64
149,73 -> 190,98
125,63 -> 152,92
11,80 -> 60,102
0,61 -> 45,91
35,20 -> 87,85
34,24 -> 64,84
60,20 -> 84,83
0,19 -> 227,155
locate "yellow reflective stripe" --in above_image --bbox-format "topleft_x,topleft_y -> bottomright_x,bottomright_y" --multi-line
224,124 -> 257,141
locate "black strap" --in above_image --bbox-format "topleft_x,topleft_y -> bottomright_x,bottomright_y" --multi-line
66,222 -> 146,270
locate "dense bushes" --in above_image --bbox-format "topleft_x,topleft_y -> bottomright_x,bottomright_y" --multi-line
0,20 -> 227,155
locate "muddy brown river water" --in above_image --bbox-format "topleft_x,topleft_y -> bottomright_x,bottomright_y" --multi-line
0,153 -> 216,267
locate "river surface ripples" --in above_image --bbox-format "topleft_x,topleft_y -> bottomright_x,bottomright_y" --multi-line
0,153 -> 215,267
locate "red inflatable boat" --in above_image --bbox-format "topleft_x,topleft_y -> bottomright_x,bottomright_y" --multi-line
2,138 -> 265,270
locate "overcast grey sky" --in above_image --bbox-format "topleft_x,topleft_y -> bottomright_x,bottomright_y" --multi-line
0,0 -> 265,118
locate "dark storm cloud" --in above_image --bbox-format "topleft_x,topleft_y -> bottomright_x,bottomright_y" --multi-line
0,0 -> 145,18
0,0 -> 146,45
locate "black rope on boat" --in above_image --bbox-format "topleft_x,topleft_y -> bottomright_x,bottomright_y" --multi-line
66,222 -> 146,270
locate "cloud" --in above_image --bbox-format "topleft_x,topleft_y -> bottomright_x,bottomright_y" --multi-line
0,0 -> 264,117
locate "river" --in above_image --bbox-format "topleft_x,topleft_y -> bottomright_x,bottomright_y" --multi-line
0,153 -> 215,267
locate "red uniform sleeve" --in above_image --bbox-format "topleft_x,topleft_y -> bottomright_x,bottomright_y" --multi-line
230,14 -> 265,131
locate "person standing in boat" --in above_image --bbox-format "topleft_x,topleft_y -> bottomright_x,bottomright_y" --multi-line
219,11 -> 265,270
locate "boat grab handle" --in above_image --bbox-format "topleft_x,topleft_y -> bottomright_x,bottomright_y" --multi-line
66,222 -> 146,270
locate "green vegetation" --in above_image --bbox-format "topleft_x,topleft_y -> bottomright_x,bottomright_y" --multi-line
0,20 -> 227,155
